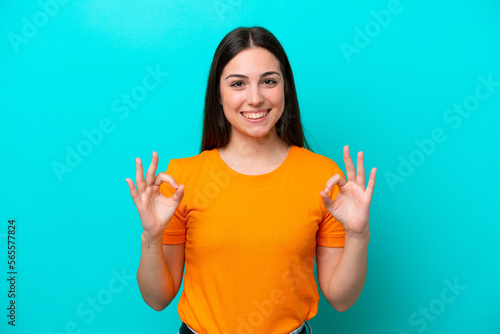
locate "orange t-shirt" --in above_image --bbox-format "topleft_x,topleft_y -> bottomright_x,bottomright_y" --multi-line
159,145 -> 345,334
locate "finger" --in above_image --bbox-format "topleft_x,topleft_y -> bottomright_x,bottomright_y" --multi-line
366,167 -> 377,197
171,184 -> 185,204
135,157 -> 146,193
145,151 -> 159,186
320,190 -> 336,213
153,172 -> 179,189
324,175 -> 347,193
343,145 -> 356,183
125,178 -> 141,206
357,151 -> 366,189
324,174 -> 347,193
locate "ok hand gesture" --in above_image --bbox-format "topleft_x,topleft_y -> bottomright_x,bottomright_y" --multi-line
125,151 -> 184,243
320,145 -> 377,238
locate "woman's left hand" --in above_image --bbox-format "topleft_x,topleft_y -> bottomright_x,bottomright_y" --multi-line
320,145 -> 377,238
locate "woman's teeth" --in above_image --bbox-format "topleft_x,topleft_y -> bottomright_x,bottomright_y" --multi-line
241,110 -> 269,119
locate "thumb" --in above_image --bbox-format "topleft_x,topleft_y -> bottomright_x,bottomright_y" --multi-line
171,184 -> 185,204
320,190 -> 335,213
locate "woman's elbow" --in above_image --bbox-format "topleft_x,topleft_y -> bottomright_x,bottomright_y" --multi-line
333,303 -> 352,312
327,298 -> 356,312
147,300 -> 169,311
138,289 -> 173,311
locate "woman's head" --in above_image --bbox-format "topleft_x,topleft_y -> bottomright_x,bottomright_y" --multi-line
201,26 -> 309,151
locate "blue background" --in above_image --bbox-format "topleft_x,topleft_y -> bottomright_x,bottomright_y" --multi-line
1,0 -> 499,333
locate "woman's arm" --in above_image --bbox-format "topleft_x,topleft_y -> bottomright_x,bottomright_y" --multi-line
126,151 -> 185,311
316,232 -> 369,312
318,145 -> 376,311
137,239 -> 185,311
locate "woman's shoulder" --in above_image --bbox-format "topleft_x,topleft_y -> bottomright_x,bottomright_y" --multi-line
160,150 -> 215,196
166,149 -> 214,172
290,146 -> 345,179
293,146 -> 340,169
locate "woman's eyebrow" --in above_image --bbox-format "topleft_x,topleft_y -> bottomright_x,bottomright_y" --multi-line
224,71 -> 281,80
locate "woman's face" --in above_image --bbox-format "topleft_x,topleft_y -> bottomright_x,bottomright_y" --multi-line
219,47 -> 285,141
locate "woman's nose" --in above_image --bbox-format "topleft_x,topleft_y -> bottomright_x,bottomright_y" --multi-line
247,86 -> 264,106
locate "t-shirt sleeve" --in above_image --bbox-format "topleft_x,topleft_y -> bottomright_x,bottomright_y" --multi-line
159,159 -> 187,245
317,162 -> 346,247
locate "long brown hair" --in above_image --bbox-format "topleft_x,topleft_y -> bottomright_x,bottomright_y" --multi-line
201,26 -> 310,152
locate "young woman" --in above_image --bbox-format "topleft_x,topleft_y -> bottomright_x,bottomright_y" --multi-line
126,26 -> 377,334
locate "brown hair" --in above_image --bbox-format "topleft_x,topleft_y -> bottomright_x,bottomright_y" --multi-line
201,26 -> 309,152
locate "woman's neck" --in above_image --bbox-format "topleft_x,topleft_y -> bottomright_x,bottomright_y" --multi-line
218,129 -> 291,175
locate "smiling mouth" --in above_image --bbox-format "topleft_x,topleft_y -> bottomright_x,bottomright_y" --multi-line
241,110 -> 270,120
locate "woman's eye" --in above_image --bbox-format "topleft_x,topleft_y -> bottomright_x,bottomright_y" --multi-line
263,79 -> 277,85
230,81 -> 244,87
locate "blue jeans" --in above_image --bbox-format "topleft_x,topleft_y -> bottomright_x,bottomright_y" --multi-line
177,321 -> 312,334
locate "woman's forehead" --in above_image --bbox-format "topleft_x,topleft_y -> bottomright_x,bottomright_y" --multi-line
222,47 -> 281,77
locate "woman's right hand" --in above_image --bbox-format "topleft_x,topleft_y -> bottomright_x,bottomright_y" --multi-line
125,151 -> 184,244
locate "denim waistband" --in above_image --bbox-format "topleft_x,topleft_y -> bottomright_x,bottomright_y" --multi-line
177,321 -> 311,334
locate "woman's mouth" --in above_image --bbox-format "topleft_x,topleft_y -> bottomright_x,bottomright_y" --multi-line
241,109 -> 270,120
